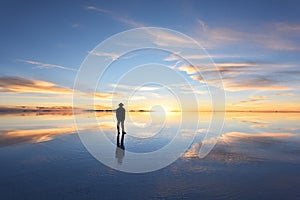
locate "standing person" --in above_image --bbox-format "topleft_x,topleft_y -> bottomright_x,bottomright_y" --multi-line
116,103 -> 126,135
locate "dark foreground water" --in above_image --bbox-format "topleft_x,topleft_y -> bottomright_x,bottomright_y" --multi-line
0,112 -> 300,199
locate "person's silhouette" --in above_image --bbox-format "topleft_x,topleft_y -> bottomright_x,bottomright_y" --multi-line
116,103 -> 126,135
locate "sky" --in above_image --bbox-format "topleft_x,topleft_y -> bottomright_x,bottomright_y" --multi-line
0,0 -> 300,111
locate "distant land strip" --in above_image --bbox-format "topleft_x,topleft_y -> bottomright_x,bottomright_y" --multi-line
0,106 -> 300,113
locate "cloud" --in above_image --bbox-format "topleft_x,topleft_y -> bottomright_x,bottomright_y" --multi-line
276,93 -> 296,97
164,52 -> 247,62
190,75 -> 205,83
86,6 -> 112,14
164,54 -> 209,61
251,95 -> 268,99
273,22 -> 300,34
181,143 -> 201,159
0,77 -> 114,102
86,5 -> 145,28
276,127 -> 298,131
251,123 -> 271,128
222,132 -> 294,140
182,130 -> 297,160
0,127 -> 77,145
0,76 -> 73,94
93,91 -> 115,98
178,65 -> 199,74
71,23 -> 81,28
177,62 -> 294,91
222,79 -> 292,91
89,51 -> 121,60
19,60 -> 76,71
0,125 -> 102,146
178,61 -> 296,77
109,83 -> 160,91
89,50 -> 138,61
150,29 -> 195,47
215,62 -> 297,77
239,99 -> 267,103
196,19 -> 300,51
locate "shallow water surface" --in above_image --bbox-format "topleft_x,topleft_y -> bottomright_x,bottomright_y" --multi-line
0,112 -> 300,199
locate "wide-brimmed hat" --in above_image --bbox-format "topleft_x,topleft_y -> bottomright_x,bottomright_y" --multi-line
119,103 -> 124,106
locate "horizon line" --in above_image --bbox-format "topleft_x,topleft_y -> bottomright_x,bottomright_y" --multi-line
1,107 -> 300,113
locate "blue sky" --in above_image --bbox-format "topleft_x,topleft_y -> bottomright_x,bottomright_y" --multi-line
0,0 -> 300,111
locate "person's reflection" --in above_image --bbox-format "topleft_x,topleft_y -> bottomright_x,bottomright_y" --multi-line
116,132 -> 125,149
115,133 -> 125,164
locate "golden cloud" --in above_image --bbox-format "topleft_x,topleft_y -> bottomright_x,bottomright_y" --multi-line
0,77 -> 73,94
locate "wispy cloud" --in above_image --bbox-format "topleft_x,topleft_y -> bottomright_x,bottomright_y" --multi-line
19,60 -> 77,71
196,19 -> 300,51
177,61 -> 295,91
238,99 -> 268,104
86,5 -> 145,28
164,54 -> 243,62
109,83 -> 160,91
71,23 -> 81,28
86,6 -> 112,14
273,22 -> 300,34
221,77 -> 293,91
276,93 -> 296,97
251,95 -> 268,99
89,51 -> 121,60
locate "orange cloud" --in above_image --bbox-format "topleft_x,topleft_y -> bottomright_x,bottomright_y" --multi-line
0,76 -> 73,94
276,93 -> 296,97
251,96 -> 268,99
178,65 -> 199,74
0,77 -> 115,103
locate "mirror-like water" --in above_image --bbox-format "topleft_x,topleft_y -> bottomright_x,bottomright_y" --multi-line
0,112 -> 299,199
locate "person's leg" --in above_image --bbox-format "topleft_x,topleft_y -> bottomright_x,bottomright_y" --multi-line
120,133 -> 125,147
117,121 -> 120,133
121,120 -> 125,133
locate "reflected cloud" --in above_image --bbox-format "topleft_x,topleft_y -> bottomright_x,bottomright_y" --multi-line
275,127 -> 298,131
222,131 -> 294,140
0,127 -> 77,146
181,143 -> 201,159
182,129 -> 299,163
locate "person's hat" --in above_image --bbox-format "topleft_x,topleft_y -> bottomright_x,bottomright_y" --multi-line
119,103 -> 124,106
